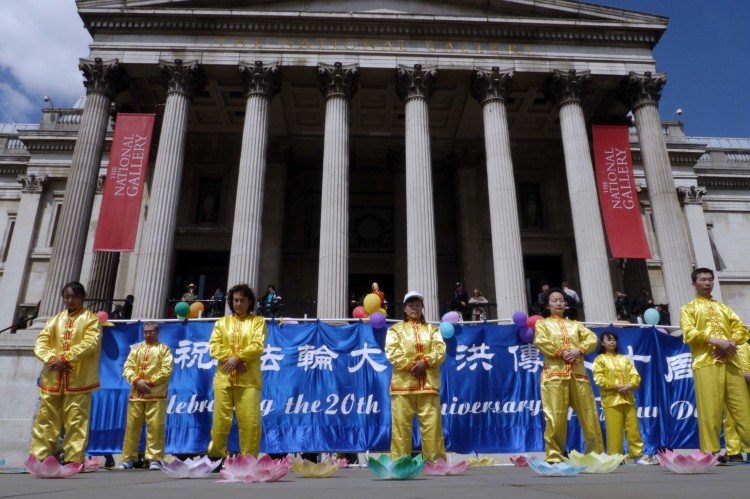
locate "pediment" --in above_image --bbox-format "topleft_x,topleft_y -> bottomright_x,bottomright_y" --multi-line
76,0 -> 667,25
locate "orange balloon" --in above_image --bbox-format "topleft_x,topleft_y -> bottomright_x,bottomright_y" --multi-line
189,301 -> 205,318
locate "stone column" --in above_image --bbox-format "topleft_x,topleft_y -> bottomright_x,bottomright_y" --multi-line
132,60 -> 202,318
546,69 -> 616,321
677,186 -> 722,301
471,67 -> 527,317
396,64 -> 439,321
38,58 -> 128,317
258,145 -> 290,292
316,62 -> 358,319
620,72 -> 695,324
0,175 -> 49,328
226,61 -> 281,293
86,176 -> 120,310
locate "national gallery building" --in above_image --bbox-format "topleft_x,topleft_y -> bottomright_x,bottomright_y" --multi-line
1,0 -> 749,331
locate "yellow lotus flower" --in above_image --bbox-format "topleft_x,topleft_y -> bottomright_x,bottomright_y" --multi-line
562,450 -> 625,473
291,457 -> 342,478
467,457 -> 497,467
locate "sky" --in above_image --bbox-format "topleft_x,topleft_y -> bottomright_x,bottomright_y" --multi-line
0,0 -> 748,138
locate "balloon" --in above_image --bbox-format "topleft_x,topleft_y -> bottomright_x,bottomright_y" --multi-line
439,321 -> 455,339
527,315 -> 543,330
189,301 -> 205,318
370,312 -> 386,329
95,311 -> 109,325
643,308 -> 660,326
363,294 -> 381,314
175,301 -> 190,318
442,311 -> 460,324
378,307 -> 388,317
519,326 -> 535,343
512,311 -> 528,327
352,306 -> 367,319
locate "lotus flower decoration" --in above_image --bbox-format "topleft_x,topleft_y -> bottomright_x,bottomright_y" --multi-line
24,455 -> 83,478
159,455 -> 222,478
527,457 -> 586,477
423,458 -> 469,476
218,454 -> 291,483
509,455 -> 529,467
291,457 -> 346,478
467,456 -> 497,467
83,456 -> 105,471
367,454 -> 424,480
562,450 -> 625,473
657,450 -> 719,474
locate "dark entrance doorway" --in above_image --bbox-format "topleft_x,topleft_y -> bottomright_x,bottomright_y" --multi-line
523,255 -> 564,315
348,273 -> 395,318
172,251 -> 229,303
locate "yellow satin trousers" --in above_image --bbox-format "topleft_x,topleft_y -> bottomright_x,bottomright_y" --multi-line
121,400 -> 167,462
603,404 -> 643,457
541,377 -> 604,462
722,378 -> 750,455
390,393 -> 446,462
29,391 -> 92,463
694,363 -> 750,453
208,386 -> 261,457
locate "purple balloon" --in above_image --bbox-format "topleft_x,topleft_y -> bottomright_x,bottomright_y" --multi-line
512,311 -> 528,327
442,311 -> 460,324
370,312 -> 386,329
519,326 -> 535,343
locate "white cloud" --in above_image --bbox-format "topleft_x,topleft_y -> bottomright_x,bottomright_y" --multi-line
0,0 -> 91,123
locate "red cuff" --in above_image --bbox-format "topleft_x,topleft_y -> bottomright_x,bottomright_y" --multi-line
555,348 -> 564,358
423,358 -> 430,369
578,347 -> 587,355
60,355 -> 68,363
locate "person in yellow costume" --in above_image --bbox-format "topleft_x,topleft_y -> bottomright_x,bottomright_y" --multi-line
534,288 -> 604,462
723,342 -> 750,462
118,322 -> 173,470
681,268 -> 750,457
29,281 -> 101,464
207,284 -> 268,458
592,332 -> 649,464
385,291 -> 446,461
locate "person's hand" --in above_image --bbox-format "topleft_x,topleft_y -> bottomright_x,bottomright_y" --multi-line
410,359 -> 427,378
561,349 -> 581,363
616,384 -> 633,395
135,379 -> 152,395
45,358 -> 71,373
221,356 -> 247,374
710,338 -> 737,358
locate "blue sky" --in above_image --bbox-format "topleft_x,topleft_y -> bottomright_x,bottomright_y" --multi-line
0,0 -> 747,138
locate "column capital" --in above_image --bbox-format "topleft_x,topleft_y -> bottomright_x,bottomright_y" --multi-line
239,61 -> 281,99
618,71 -> 667,111
545,69 -> 591,108
318,62 -> 359,100
159,59 -> 204,97
17,174 -> 48,193
471,67 -> 514,106
677,185 -> 707,205
396,64 -> 437,102
78,58 -> 129,99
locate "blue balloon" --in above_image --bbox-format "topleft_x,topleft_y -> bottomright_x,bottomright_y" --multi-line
439,321 -> 455,339
643,308 -> 660,326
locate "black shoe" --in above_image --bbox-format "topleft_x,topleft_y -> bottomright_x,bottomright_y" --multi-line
716,454 -> 728,464
727,454 -> 744,463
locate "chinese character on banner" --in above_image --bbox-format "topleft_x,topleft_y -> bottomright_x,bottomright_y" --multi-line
260,345 -> 285,372
349,343 -> 388,373
625,345 -> 652,365
456,343 -> 494,371
173,340 -> 216,369
297,344 -> 339,371
665,353 -> 693,382
507,344 -> 544,373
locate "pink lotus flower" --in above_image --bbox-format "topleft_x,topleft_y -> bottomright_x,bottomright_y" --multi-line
423,458 -> 469,476
510,455 -> 529,467
218,454 -> 290,483
24,455 -> 83,478
334,457 -> 349,468
657,450 -> 719,474
83,456 -> 105,471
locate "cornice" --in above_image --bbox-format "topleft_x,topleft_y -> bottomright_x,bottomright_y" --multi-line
698,176 -> 750,189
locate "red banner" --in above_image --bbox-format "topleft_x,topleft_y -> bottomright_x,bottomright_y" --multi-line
93,114 -> 155,252
592,125 -> 651,259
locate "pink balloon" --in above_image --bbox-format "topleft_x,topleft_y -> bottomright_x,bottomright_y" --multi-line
352,306 -> 367,319
527,315 -> 543,330
442,311 -> 460,324
95,311 -> 109,325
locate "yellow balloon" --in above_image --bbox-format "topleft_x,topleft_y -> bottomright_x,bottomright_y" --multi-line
363,293 -> 381,314
378,307 -> 387,317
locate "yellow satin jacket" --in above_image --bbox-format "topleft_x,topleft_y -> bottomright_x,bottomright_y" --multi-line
681,296 -> 749,371
123,341 -> 174,400
592,352 -> 641,408
385,320 -> 446,395
34,308 -> 101,394
210,314 -> 267,389
534,315 -> 597,382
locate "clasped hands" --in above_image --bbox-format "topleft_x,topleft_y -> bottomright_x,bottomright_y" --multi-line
615,384 -> 634,396
222,356 -> 247,374
46,357 -> 72,373
410,359 -> 427,378
560,349 -> 582,363
710,338 -> 737,361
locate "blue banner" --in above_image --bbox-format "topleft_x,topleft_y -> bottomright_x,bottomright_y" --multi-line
87,322 -> 698,455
